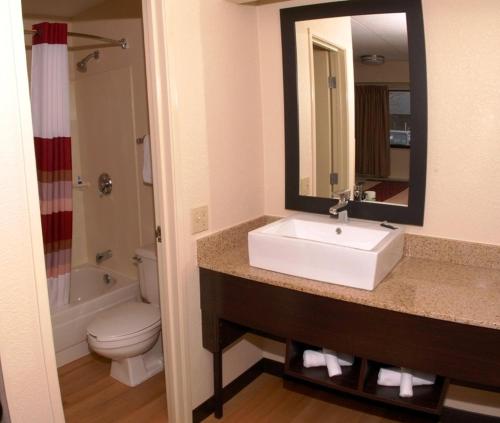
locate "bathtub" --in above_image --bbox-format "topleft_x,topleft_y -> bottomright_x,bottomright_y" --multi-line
51,264 -> 140,367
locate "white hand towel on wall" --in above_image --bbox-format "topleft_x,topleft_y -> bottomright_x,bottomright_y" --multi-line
142,134 -> 153,184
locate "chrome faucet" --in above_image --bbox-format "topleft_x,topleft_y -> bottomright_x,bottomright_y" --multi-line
96,249 -> 112,264
329,190 -> 350,223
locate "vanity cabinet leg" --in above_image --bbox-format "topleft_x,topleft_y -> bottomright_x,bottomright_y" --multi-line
213,349 -> 223,418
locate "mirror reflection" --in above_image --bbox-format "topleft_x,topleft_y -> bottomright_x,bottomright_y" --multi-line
297,13 -> 410,206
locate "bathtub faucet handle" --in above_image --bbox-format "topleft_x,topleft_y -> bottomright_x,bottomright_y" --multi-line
132,254 -> 143,264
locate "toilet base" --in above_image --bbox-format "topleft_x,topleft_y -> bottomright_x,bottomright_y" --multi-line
110,337 -> 164,387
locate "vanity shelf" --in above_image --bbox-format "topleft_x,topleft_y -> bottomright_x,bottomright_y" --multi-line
284,340 -> 448,416
362,360 -> 448,415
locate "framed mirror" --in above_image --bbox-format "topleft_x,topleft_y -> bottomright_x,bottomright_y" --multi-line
281,0 -> 427,225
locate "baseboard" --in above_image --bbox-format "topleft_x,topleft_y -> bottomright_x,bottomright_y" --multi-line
192,358 -> 500,423
56,341 -> 90,367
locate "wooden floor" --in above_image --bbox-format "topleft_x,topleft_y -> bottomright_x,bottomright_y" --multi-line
203,373 -> 399,423
58,354 -> 168,422
59,356 -> 408,423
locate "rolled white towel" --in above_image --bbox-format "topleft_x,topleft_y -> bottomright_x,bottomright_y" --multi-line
377,367 -> 436,387
303,350 -> 354,368
399,369 -> 414,398
322,348 -> 342,377
303,350 -> 326,368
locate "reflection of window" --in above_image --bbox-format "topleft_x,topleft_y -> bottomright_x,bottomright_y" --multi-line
389,90 -> 411,148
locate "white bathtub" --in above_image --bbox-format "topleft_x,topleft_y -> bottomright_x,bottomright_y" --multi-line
51,264 -> 140,367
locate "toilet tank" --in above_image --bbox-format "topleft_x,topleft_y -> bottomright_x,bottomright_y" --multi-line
135,244 -> 159,305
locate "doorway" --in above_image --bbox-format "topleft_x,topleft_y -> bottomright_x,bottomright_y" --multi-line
20,0 -> 170,420
311,39 -> 349,198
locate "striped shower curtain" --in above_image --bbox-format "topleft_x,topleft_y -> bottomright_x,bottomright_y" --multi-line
31,22 -> 72,310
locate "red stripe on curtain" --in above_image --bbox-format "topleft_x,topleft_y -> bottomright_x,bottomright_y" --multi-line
40,211 -> 73,245
34,137 -> 72,172
32,22 -> 68,45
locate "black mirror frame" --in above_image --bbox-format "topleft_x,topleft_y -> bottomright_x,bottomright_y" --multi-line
281,0 -> 427,225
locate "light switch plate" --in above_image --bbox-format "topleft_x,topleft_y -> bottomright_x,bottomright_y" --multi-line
191,206 -> 209,234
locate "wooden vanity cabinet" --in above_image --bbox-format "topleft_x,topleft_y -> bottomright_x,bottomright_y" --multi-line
199,268 -> 500,419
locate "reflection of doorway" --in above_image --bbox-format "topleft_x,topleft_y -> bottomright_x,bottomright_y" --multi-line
311,39 -> 348,198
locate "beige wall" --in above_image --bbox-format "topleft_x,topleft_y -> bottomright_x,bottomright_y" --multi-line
1,0 -> 64,419
407,0 -> 500,244
389,148 -> 410,181
354,60 -> 409,84
165,0 -> 266,408
258,0 -> 500,245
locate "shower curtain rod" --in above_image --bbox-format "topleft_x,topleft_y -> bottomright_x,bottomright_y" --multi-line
24,29 -> 128,51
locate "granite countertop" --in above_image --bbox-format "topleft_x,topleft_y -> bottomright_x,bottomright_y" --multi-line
197,216 -> 500,331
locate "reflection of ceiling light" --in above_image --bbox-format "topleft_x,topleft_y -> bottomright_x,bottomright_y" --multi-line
360,54 -> 385,65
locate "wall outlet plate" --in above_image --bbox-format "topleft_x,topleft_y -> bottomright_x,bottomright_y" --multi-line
191,206 -> 209,234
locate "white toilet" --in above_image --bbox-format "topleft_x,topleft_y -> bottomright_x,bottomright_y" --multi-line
87,245 -> 163,387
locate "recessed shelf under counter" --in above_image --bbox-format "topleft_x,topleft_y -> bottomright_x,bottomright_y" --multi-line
197,216 -> 500,419
285,340 -> 448,415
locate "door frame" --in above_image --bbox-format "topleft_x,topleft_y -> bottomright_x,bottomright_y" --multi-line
141,0 -> 192,421
308,31 -> 349,196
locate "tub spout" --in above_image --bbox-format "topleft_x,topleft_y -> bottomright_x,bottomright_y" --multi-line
96,249 -> 112,264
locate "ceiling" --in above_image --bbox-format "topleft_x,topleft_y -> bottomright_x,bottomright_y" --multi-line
351,13 -> 408,62
21,0 -> 108,18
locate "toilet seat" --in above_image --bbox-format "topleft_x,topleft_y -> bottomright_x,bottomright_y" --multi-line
87,302 -> 161,343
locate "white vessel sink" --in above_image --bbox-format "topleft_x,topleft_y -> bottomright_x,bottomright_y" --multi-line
248,214 -> 404,291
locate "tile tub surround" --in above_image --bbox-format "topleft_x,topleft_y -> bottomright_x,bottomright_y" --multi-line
197,217 -> 500,330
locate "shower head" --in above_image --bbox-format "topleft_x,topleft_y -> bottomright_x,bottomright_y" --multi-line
77,50 -> 100,73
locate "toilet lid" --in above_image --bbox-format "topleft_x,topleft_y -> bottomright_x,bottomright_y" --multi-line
87,302 -> 161,341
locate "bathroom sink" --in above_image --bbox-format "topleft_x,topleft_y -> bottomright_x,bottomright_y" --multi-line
248,214 -> 404,290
